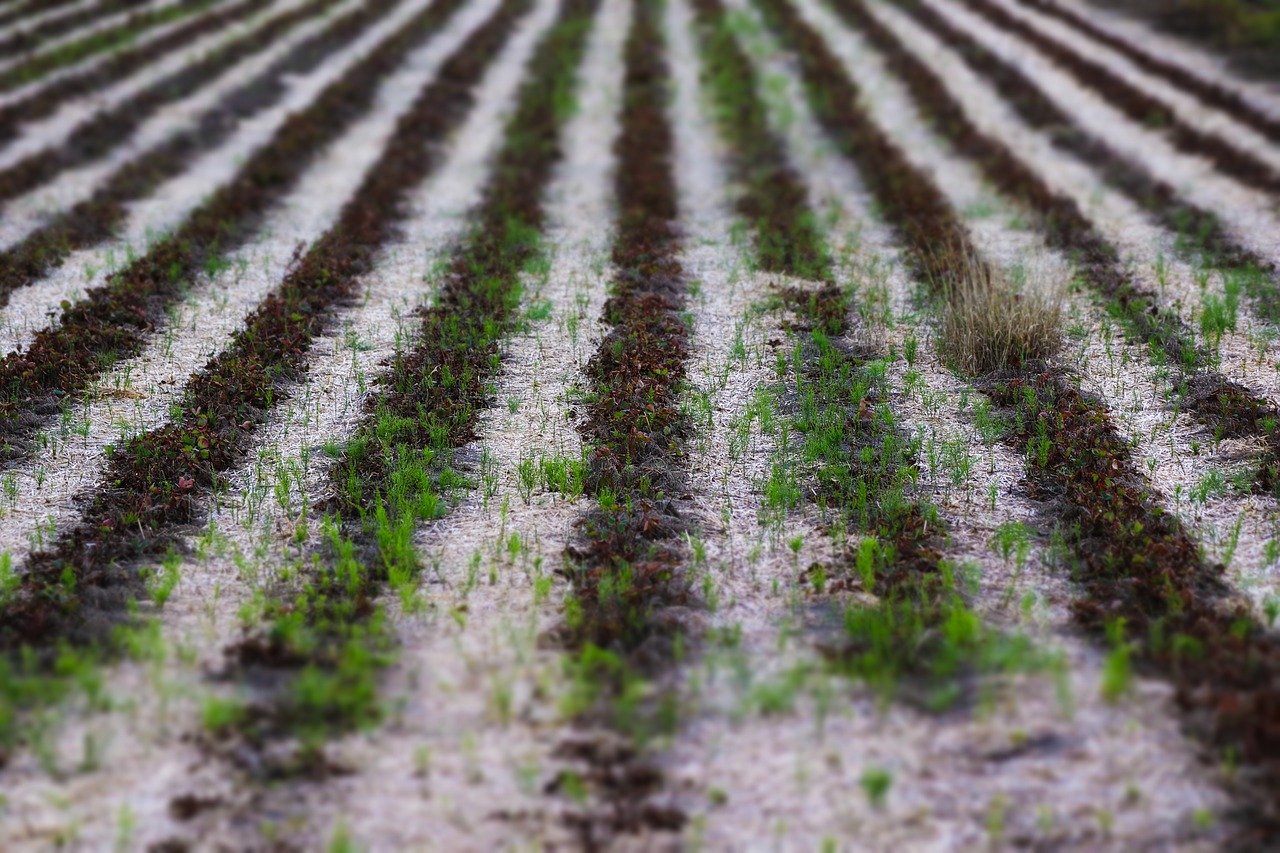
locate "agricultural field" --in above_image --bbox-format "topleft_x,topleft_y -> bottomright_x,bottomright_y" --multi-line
3,0 -> 1280,848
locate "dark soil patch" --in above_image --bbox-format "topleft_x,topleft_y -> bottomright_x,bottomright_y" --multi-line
0,0 -> 483,653
960,0 -> 1280,197
0,0 -> 458,462
0,0 -> 337,208
763,0 -> 1280,833
0,0 -> 402,318
1021,0 -> 1280,141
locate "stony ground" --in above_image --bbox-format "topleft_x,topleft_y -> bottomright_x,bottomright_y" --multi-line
1,0 -> 1280,849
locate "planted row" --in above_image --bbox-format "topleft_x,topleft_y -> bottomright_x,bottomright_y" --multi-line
0,0 -> 457,460
695,0 -> 1034,705
210,0 -> 601,759
0,0 -> 339,208
958,0 -> 1280,198
761,0 -> 1280,832
833,0 -> 1280,499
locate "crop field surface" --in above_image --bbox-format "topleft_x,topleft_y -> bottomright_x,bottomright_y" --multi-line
6,0 -> 1280,848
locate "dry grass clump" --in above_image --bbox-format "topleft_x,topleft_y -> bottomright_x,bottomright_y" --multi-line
937,250 -> 1063,376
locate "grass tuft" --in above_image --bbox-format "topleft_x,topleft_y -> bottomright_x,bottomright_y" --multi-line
936,250 -> 1063,376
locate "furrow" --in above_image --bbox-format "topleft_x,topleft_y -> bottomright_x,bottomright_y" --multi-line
526,0 -> 704,844
1017,0 -> 1280,142
0,0 -> 87,34
0,0 -> 405,347
0,0 -> 488,588
830,0 -> 1280,502
0,0 -> 289,143
764,0 -> 1280,832
0,0 -> 336,208
0,0 -> 213,92
186,0 -> 603,792
687,0 -> 952,632
192,5 -> 624,842
670,0 -> 837,634
0,0 -> 153,62
958,0 -> 1280,197
894,0 -> 1280,320
0,0 -> 461,463
0,0 -> 554,834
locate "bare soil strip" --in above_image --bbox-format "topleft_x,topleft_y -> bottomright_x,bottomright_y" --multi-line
0,0 -> 217,93
0,0 -> 335,208
534,0 -> 703,844
0,0 -> 151,62
1017,0 -> 1280,143
762,0 -> 1280,835
833,0 -> 1280,503
0,0 -> 85,33
186,8 -> 622,842
196,0 -> 606,791
958,0 -> 1280,199
0,0 -> 288,146
0,0 -> 402,326
0,0 -> 459,464
894,0 -> 1279,316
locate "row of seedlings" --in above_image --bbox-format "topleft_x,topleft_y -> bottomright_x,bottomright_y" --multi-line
692,0 -> 1046,715
207,0 -> 603,774
0,0 -> 467,460
0,0 -> 405,313
759,0 -> 1280,835
545,0 -> 695,843
0,0 -> 229,93
0,0 -> 346,207
0,0 -> 485,763
830,0 -> 1280,513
